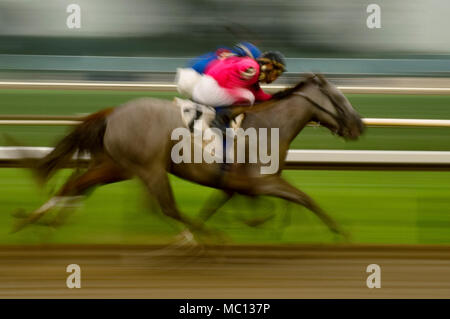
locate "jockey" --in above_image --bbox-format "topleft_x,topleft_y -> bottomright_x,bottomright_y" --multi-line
188,42 -> 263,74
176,47 -> 286,133
200,51 -> 285,105
175,48 -> 285,171
190,51 -> 286,131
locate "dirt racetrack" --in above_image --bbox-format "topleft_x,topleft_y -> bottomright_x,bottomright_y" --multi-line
1,244 -> 449,298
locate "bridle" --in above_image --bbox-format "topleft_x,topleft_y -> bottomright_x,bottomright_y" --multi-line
293,76 -> 347,134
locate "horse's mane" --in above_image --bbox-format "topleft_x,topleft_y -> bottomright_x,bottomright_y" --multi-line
243,77 -> 311,111
270,78 -> 310,100
232,76 -> 315,117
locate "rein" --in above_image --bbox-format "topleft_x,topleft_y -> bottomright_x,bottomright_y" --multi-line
230,75 -> 347,133
293,84 -> 347,133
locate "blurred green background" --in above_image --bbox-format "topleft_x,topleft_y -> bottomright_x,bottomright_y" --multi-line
0,89 -> 449,245
2,0 -> 450,58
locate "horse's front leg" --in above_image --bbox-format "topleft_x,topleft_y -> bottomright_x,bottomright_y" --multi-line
252,176 -> 349,240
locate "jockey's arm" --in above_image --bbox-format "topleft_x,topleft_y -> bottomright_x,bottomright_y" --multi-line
251,83 -> 272,101
231,59 -> 272,101
204,57 -> 270,105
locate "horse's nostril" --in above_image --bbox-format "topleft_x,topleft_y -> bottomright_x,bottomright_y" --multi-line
359,121 -> 366,134
353,115 -> 365,134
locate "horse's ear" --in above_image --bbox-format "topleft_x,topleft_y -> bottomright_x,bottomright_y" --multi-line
315,73 -> 327,85
302,72 -> 315,81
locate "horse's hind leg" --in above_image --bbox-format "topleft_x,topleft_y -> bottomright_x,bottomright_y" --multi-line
137,168 -> 202,244
11,159 -> 130,233
55,158 -> 130,197
254,176 -> 348,239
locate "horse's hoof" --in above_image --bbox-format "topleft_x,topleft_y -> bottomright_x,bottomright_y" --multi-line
175,229 -> 199,246
12,209 -> 60,228
334,229 -> 351,243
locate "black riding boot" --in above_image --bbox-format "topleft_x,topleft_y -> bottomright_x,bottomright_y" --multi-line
210,107 -> 232,136
210,107 -> 234,172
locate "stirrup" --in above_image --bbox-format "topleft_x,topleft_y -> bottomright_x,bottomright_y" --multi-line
211,108 -> 232,135
210,116 -> 228,135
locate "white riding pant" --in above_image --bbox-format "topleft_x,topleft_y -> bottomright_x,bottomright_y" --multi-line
175,68 -> 255,107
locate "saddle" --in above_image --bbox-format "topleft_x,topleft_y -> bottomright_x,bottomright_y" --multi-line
174,98 -> 244,134
174,97 -> 245,163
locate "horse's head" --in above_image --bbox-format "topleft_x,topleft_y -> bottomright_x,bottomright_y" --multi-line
296,73 -> 365,140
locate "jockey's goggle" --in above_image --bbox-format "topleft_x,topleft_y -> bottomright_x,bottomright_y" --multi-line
258,58 -> 286,77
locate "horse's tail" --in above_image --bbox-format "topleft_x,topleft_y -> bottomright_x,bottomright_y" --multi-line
35,108 -> 114,183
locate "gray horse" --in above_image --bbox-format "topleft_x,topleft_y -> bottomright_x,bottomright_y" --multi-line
13,74 -> 364,242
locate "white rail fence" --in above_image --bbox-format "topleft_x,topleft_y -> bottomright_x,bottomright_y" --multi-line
1,116 -> 450,128
0,115 -> 449,169
1,147 -> 449,170
2,81 -> 450,94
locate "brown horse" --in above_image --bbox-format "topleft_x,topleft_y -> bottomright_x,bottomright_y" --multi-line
12,74 -> 364,241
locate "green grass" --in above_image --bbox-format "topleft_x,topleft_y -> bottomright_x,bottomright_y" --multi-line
0,89 -> 450,245
0,168 -> 449,245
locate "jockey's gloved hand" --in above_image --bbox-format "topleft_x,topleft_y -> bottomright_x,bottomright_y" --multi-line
240,67 -> 257,80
